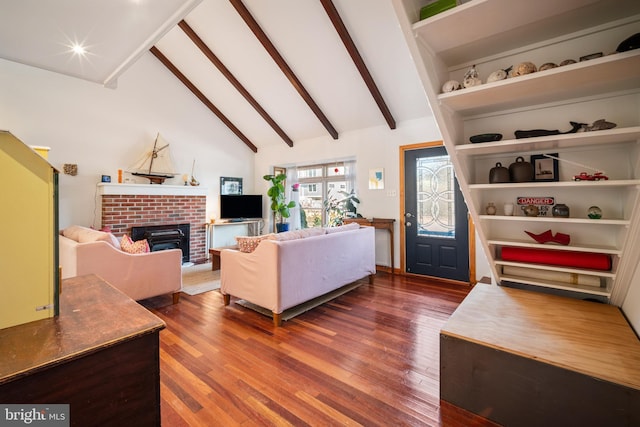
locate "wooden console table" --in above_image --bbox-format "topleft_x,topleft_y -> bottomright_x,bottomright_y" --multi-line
344,217 -> 395,272
209,245 -> 238,271
0,274 -> 165,426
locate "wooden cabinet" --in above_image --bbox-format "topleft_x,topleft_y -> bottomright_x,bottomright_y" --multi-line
0,131 -> 59,329
392,0 -> 640,304
0,275 -> 165,427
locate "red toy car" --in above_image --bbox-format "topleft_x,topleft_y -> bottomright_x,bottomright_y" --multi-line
573,172 -> 609,181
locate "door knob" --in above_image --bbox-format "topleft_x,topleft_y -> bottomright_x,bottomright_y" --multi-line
406,212 -> 413,217
406,221 -> 412,227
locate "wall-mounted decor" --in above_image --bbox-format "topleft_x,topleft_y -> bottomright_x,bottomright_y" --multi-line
369,168 -> 384,190
63,163 -> 78,176
220,177 -> 242,195
531,153 -> 559,182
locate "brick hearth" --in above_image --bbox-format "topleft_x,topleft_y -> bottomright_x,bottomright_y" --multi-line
98,184 -> 207,264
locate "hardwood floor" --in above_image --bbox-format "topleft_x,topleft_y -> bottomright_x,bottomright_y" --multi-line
145,272 -> 499,426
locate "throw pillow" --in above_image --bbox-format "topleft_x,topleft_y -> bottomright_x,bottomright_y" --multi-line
275,227 -> 325,241
121,234 -> 150,254
63,225 -> 120,249
325,222 -> 360,234
236,234 -> 276,253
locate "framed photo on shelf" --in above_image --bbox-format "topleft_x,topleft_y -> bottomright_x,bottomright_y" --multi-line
220,177 -> 243,195
530,153 -> 559,182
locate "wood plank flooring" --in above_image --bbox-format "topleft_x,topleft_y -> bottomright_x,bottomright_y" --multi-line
144,272 -> 499,426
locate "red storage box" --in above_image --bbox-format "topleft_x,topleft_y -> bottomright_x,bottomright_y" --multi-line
501,247 -> 612,271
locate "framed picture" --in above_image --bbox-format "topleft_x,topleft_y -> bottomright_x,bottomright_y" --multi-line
369,168 -> 384,190
530,153 -> 559,182
220,177 -> 243,195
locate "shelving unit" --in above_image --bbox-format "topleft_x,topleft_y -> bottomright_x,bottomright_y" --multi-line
393,0 -> 640,304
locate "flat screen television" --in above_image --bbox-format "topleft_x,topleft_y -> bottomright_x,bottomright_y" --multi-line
220,194 -> 263,220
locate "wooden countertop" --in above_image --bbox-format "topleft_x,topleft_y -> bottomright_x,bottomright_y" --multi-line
441,284 -> 640,390
0,274 -> 165,385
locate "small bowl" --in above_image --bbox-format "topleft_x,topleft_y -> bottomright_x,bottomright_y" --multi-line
470,133 -> 503,143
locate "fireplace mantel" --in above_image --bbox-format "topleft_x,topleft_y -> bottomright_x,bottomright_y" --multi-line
99,183 -> 208,263
98,183 -> 207,196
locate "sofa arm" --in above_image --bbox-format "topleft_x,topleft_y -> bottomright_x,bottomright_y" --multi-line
76,241 -> 182,301
220,242 -> 279,311
59,235 -> 79,279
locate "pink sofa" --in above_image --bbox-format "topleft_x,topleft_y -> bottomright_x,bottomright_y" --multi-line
221,224 -> 376,326
59,225 -> 182,302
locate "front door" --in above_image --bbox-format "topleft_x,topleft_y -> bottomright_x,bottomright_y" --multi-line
404,145 -> 469,282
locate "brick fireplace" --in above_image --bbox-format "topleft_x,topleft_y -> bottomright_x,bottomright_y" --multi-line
98,184 -> 207,264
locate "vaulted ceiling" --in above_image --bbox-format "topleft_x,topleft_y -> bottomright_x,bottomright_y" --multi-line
0,0 -> 432,152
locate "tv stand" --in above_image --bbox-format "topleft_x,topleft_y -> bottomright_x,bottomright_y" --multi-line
205,219 -> 263,256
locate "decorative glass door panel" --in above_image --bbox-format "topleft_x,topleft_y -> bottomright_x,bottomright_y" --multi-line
416,154 -> 456,238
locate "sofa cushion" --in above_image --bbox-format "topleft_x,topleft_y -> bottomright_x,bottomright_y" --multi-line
325,222 -> 360,234
275,227 -> 325,241
236,233 -> 276,253
121,234 -> 150,254
63,225 -> 120,249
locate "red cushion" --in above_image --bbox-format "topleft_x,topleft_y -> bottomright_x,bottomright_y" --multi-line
501,247 -> 611,271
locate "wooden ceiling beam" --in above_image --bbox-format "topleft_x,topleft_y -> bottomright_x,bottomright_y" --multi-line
149,46 -> 258,153
179,20 -> 294,148
320,0 -> 396,130
229,0 -> 339,140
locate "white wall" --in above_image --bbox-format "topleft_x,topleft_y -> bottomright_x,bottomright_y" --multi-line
0,53 -> 255,229
254,118 -> 493,280
0,53 -> 492,281
622,265 -> 640,334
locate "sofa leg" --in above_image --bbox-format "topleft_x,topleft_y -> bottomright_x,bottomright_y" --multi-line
369,274 -> 374,285
223,294 -> 230,306
273,312 -> 282,327
172,292 -> 180,304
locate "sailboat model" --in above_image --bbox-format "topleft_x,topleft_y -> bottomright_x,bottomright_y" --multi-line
129,133 -> 177,184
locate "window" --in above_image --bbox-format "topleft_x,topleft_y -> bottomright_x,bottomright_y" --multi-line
289,161 -> 356,228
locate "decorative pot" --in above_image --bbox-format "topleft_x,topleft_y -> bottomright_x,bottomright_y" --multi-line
588,206 -> 602,219
489,162 -> 510,183
509,156 -> 534,182
521,204 -> 539,217
552,203 -> 570,218
486,202 -> 497,215
276,223 -> 290,233
504,203 -> 514,216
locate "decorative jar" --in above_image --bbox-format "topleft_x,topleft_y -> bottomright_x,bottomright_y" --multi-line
552,203 -> 570,218
588,206 -> 602,219
485,202 -> 497,215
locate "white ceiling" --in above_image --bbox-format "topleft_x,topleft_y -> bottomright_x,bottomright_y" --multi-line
0,0 -> 432,150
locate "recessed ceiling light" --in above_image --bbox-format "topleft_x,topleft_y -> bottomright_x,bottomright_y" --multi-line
71,44 -> 87,56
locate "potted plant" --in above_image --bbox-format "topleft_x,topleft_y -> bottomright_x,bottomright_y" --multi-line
263,173 -> 296,232
324,189 -> 361,227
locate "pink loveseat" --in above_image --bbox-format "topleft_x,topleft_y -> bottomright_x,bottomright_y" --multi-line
59,225 -> 182,303
221,224 -> 376,326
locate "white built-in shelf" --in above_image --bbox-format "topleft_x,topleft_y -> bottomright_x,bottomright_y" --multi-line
498,274 -> 612,297
487,239 -> 622,255
470,179 -> 640,190
437,50 -> 640,117
456,126 -> 640,155
478,215 -> 630,226
399,0 -> 640,303
412,0 -> 640,66
495,259 -> 616,279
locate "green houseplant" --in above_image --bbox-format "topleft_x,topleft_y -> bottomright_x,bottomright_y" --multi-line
263,173 -> 296,232
324,189 -> 361,227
